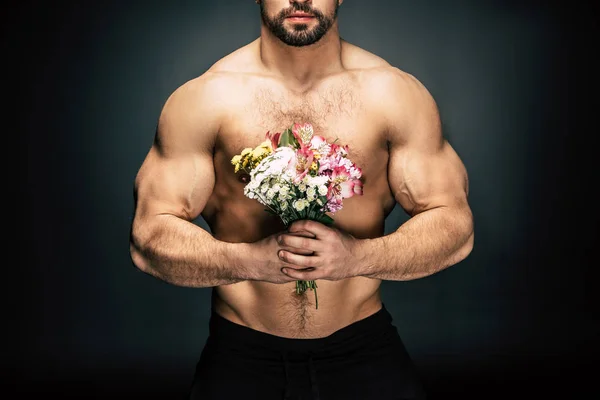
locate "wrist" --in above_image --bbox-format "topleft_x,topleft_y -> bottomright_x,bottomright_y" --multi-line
354,237 -> 380,278
230,242 -> 257,281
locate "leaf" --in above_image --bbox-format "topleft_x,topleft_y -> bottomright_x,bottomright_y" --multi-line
279,128 -> 298,148
317,214 -> 335,226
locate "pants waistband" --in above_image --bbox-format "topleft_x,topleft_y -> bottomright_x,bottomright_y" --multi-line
208,303 -> 393,353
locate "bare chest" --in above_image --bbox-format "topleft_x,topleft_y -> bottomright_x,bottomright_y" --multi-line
248,82 -> 360,134
205,78 -> 394,240
217,82 -> 386,178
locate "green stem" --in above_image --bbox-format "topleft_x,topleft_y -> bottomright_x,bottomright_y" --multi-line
294,280 -> 318,309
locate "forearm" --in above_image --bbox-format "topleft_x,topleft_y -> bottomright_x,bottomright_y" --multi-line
358,206 -> 474,280
130,214 -> 251,288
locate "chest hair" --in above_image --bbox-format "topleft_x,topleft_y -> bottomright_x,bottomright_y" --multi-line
249,80 -> 362,134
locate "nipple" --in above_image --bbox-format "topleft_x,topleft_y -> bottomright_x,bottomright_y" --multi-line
238,173 -> 250,183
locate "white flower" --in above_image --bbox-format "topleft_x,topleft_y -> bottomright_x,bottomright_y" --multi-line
250,147 -> 295,183
307,175 -> 329,187
283,170 -> 294,181
298,182 -> 307,192
278,193 -> 289,202
318,185 -> 328,196
293,199 -> 307,211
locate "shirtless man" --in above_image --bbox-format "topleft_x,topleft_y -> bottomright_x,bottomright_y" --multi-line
129,1 -> 474,399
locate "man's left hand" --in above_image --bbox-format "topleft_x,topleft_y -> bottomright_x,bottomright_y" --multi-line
276,219 -> 367,281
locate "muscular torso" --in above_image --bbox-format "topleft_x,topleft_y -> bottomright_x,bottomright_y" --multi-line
200,41 -> 399,338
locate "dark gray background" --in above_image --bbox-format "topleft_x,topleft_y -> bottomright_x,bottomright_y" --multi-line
14,0 -> 597,398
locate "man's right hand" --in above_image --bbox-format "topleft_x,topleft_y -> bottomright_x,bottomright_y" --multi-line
245,230 -> 317,284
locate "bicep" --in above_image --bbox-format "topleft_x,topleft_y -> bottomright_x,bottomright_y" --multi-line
133,79 -> 220,222
386,73 -> 469,216
134,144 -> 215,222
389,140 -> 469,216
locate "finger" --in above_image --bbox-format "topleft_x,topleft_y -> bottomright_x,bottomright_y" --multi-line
280,272 -> 300,283
276,231 -> 316,255
277,250 -> 316,268
286,230 -> 316,238
277,254 -> 311,270
281,267 -> 321,281
278,234 -> 323,253
288,220 -> 331,238
281,245 -> 314,256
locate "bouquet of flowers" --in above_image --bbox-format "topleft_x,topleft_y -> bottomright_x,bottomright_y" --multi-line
231,123 -> 363,309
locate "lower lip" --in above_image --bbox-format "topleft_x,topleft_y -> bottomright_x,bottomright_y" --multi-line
287,16 -> 314,22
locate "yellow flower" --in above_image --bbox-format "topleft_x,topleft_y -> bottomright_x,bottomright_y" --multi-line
251,146 -> 268,159
231,155 -> 242,165
310,161 -> 319,172
241,148 -> 253,156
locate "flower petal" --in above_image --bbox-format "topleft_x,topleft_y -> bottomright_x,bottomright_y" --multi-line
339,180 -> 356,198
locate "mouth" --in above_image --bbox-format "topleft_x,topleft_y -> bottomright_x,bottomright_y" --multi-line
286,12 -> 315,20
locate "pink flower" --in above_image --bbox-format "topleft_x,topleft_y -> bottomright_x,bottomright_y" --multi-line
325,197 -> 343,213
287,145 -> 315,183
292,123 -> 314,145
317,155 -> 334,173
310,135 -> 328,151
352,179 -> 363,196
266,131 -> 282,150
351,165 -> 363,180
328,143 -> 348,158
326,183 -> 340,201
330,166 -> 363,199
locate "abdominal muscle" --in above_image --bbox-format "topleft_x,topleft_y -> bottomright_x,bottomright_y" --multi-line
204,169 -> 392,338
213,276 -> 383,339
203,199 -> 389,338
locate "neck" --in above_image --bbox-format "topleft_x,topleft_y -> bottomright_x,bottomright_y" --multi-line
259,24 -> 343,89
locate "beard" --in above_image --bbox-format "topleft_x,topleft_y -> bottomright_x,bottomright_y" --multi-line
260,1 -> 339,47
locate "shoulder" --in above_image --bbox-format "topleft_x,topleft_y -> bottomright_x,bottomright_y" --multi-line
349,65 -> 440,142
361,68 -> 437,117
341,40 -> 391,70
157,73 -> 227,141
164,39 -> 261,113
342,40 -> 437,112
156,41 -> 263,148
155,71 -> 235,149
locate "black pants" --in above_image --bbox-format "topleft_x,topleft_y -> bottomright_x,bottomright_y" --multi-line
189,304 -> 427,400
